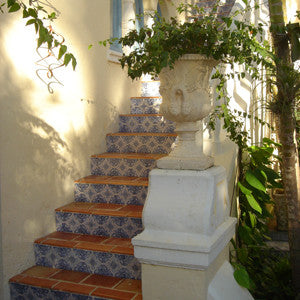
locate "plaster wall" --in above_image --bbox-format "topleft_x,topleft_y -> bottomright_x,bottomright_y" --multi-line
0,1 -> 139,298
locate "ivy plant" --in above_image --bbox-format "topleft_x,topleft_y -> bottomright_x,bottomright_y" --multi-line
100,1 -> 273,80
1,0 -> 77,92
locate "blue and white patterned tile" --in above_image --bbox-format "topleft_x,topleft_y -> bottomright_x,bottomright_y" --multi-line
90,157 -> 157,177
10,283 -> 106,300
34,245 -> 141,280
106,134 -> 176,154
119,115 -> 175,133
130,97 -> 162,114
75,183 -> 147,205
56,212 -> 143,239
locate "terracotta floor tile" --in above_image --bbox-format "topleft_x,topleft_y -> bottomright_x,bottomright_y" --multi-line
115,279 -> 142,293
41,239 -> 78,248
77,242 -> 114,252
74,234 -> 108,244
19,276 -> 58,289
34,237 -> 48,244
127,211 -> 143,218
9,274 -> 25,283
82,274 -> 123,288
74,173 -> 148,187
21,266 -> 59,278
103,237 -> 132,247
133,294 -> 143,300
56,202 -> 93,212
111,246 -> 134,255
92,203 -> 123,210
119,205 -> 143,212
94,210 -> 128,217
92,287 -> 136,300
51,269 -> 90,283
75,175 -> 110,184
55,281 -> 95,295
45,232 -> 80,241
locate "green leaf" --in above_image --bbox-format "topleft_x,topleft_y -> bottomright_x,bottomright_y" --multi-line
28,8 -> 37,18
58,45 -> 67,60
238,182 -> 252,195
7,0 -> 15,7
246,194 -> 262,214
234,267 -> 251,289
48,12 -> 56,20
23,9 -> 29,18
249,212 -> 257,227
88,44 -> 93,50
26,19 -> 36,26
34,22 -> 39,33
64,53 -> 72,66
245,170 -> 266,192
262,137 -> 281,147
238,225 -> 253,244
71,56 -> 77,70
8,2 -> 20,12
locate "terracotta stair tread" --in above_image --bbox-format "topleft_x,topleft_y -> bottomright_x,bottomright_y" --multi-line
91,152 -> 166,160
10,266 -> 142,299
34,231 -> 135,255
55,202 -> 143,218
119,114 -> 163,117
75,175 -> 149,186
107,132 -> 177,137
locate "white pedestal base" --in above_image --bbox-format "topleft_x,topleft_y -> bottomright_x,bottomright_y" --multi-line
132,166 -> 253,300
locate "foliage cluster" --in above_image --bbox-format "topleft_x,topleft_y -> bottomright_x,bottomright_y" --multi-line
1,0 -> 76,70
100,2 -> 273,81
99,2 -> 298,298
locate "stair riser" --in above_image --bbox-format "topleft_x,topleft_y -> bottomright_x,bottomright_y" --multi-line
10,283 -> 105,300
130,98 -> 161,114
106,135 -> 176,154
75,183 -> 147,205
56,212 -> 143,239
119,115 -> 174,134
91,157 -> 157,177
141,81 -> 160,97
34,244 -> 141,280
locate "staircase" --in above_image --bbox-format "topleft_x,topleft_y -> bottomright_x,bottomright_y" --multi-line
9,81 -> 176,299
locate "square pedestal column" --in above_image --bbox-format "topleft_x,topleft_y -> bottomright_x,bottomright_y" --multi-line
132,166 -> 253,300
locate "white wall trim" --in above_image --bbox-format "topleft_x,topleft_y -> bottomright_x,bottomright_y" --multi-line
107,49 -> 122,64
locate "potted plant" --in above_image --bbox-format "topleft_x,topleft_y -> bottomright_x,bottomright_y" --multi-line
101,2 -> 272,169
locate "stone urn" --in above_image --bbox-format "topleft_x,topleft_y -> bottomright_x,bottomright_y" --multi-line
157,54 -> 218,170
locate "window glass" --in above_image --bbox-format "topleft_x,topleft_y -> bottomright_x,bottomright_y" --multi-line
135,0 -> 144,31
111,0 -> 122,53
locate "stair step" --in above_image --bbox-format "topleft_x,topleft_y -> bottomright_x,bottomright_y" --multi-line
130,97 -> 162,114
35,231 -> 134,255
90,152 -> 166,178
55,203 -> 143,238
34,232 -> 141,280
119,114 -> 175,133
141,79 -> 160,97
106,132 -> 177,154
75,175 -> 149,205
10,266 -> 142,299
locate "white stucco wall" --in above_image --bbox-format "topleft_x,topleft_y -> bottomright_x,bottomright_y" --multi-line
0,1 -> 140,298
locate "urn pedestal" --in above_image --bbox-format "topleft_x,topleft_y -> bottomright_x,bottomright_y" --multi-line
157,54 -> 218,170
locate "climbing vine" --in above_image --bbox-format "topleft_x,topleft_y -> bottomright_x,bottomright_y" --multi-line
1,0 -> 77,92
